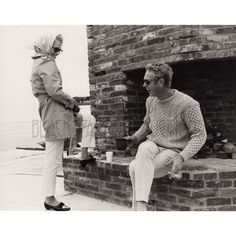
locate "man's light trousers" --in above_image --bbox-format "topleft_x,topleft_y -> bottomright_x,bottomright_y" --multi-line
129,140 -> 179,205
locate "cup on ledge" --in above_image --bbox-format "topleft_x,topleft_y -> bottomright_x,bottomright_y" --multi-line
106,151 -> 113,163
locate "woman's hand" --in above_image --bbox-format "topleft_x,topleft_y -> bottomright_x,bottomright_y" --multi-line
66,99 -> 80,113
72,104 -> 80,113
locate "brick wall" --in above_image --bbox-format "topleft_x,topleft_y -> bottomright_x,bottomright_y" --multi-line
87,25 -> 236,153
63,156 -> 236,211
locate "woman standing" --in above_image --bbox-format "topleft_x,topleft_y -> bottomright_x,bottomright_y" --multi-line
30,33 -> 85,211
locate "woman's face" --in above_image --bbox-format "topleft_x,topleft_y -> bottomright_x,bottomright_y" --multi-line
51,39 -> 63,58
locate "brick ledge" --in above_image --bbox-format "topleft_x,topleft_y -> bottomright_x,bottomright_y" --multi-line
63,156 -> 236,211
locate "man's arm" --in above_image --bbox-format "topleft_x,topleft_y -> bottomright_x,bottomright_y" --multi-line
179,104 -> 207,161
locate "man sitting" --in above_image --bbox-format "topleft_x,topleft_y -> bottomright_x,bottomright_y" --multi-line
124,63 -> 207,211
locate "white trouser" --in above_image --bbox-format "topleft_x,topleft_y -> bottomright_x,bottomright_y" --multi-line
80,113 -> 96,148
42,139 -> 64,197
129,140 -> 179,204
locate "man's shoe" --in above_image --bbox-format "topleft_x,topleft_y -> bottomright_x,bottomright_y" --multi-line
44,202 -> 71,211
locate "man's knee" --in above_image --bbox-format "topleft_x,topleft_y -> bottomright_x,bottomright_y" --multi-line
137,141 -> 151,152
136,141 -> 157,158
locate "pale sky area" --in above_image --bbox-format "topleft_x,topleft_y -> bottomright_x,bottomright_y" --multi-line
0,25 -> 90,123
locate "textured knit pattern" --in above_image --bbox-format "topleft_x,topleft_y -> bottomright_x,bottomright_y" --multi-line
133,90 -> 207,161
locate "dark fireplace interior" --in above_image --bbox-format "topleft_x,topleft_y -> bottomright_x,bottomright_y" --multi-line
125,69 -> 147,135
124,59 -> 236,142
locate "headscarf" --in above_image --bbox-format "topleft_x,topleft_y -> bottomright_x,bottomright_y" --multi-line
32,33 -> 63,59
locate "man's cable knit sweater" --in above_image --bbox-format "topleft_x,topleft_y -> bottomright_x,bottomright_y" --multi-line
133,89 -> 207,161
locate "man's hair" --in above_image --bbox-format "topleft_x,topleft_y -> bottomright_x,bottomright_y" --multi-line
145,63 -> 173,88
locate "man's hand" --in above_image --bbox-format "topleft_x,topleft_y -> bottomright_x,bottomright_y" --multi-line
165,153 -> 184,179
124,135 -> 137,144
171,154 -> 184,174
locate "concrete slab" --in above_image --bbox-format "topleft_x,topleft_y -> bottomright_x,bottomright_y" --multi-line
0,150 -> 129,211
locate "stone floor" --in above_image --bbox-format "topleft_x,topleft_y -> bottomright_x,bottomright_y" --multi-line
0,149 -> 129,211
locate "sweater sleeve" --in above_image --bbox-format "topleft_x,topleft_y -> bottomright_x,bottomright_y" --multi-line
179,104 -> 207,161
39,60 -> 74,109
133,97 -> 152,143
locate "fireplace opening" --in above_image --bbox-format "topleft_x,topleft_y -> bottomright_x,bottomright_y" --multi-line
125,69 -> 147,135
124,58 -> 236,143
171,59 -> 236,143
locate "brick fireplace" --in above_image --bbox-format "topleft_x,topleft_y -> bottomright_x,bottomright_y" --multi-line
87,25 -> 236,154
63,25 -> 236,211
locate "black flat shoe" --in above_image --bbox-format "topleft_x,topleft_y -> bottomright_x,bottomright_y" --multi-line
79,157 -> 96,168
44,202 -> 71,211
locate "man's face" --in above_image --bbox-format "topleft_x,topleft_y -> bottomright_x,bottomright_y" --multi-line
51,39 -> 63,58
143,70 -> 163,96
